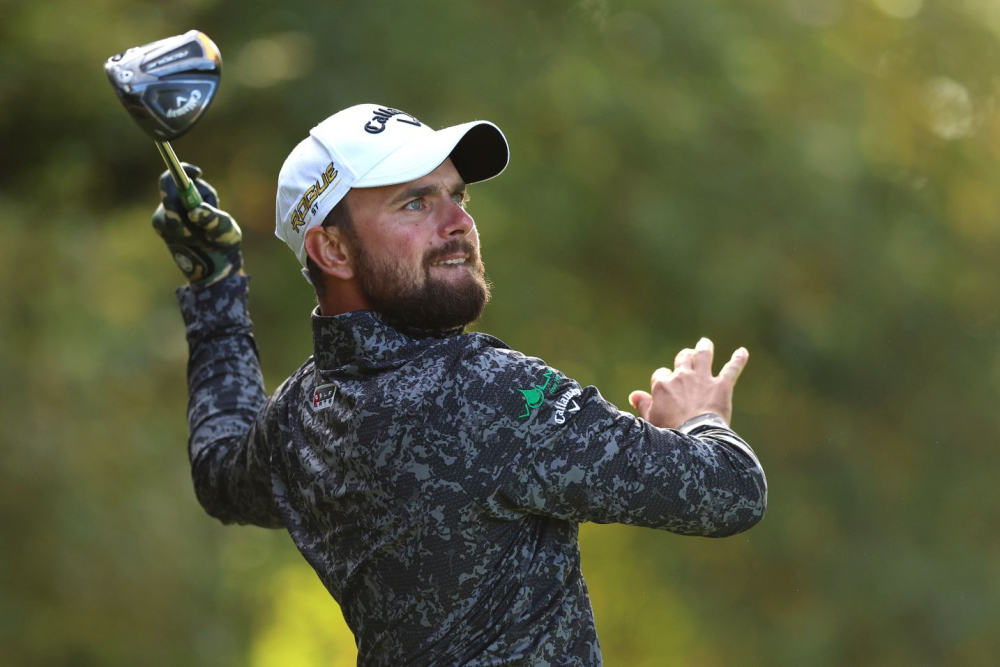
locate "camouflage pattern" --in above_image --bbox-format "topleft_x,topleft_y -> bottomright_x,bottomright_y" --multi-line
177,275 -> 767,666
153,164 -> 244,288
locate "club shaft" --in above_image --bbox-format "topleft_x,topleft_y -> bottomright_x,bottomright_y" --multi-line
155,141 -> 202,210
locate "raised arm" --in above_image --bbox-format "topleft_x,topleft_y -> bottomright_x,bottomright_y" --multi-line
154,165 -> 281,528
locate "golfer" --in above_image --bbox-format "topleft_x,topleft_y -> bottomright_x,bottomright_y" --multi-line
152,104 -> 767,665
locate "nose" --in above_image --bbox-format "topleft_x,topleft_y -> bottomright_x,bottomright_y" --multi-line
440,198 -> 474,238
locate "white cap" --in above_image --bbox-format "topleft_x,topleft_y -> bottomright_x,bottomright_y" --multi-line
275,104 -> 509,267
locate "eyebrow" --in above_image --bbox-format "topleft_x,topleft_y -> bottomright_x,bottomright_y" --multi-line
387,181 -> 467,207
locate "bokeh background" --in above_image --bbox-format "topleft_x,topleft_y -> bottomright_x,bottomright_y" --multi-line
4,0 -> 1000,664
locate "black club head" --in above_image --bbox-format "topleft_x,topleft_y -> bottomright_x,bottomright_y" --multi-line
105,30 -> 222,142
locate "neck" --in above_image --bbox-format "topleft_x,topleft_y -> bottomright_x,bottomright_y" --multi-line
318,280 -> 371,317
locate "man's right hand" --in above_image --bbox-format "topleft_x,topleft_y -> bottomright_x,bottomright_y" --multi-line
151,163 -> 243,289
629,338 -> 748,428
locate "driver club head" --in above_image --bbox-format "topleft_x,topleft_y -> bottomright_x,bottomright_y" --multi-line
105,30 -> 222,142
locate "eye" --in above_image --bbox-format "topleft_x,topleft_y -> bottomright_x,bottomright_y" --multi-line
404,199 -> 422,211
452,192 -> 470,208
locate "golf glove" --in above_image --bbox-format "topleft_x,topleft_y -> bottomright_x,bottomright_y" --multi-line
152,163 -> 243,289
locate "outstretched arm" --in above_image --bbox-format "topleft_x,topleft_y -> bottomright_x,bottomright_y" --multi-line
453,339 -> 766,536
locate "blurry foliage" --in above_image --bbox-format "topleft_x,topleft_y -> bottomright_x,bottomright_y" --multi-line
3,0 -> 1000,664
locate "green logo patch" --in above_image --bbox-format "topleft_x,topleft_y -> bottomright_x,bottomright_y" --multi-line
517,367 -> 563,419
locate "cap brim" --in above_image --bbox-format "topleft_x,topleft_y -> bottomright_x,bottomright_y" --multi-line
354,120 -> 509,188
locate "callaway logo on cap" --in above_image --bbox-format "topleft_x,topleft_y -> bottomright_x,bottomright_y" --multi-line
275,103 -> 510,267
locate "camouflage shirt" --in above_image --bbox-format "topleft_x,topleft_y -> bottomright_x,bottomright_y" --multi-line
177,275 -> 767,666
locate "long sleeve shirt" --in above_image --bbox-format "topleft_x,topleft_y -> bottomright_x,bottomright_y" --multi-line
177,275 -> 767,666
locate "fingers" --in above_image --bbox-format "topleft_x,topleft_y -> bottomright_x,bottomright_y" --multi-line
193,176 -> 220,208
641,368 -> 671,418
153,200 -> 242,252
151,204 -> 189,240
675,338 -> 713,373
188,204 -> 224,230
159,169 -> 180,200
651,367 -> 672,385
666,339 -> 748,383
693,337 -> 714,374
718,347 -> 749,385
159,163 -> 202,189
178,163 -> 220,207
158,163 -> 219,211
629,390 -> 652,417
180,162 -> 203,180
158,175 -> 185,219
187,204 -> 242,246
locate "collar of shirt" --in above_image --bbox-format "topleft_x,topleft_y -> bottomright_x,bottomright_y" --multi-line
310,309 -> 465,372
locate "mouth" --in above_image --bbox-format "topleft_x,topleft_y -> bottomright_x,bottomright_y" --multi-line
429,255 -> 469,267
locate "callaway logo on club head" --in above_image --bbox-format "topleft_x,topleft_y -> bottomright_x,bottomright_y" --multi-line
364,107 -> 421,134
166,90 -> 202,118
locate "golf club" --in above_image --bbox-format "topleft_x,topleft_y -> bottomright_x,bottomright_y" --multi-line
105,30 -> 222,210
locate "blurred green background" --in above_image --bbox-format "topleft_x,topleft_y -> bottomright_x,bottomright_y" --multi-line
4,0 -> 1000,664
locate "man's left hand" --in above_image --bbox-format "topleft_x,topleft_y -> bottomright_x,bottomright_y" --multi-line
151,163 -> 243,289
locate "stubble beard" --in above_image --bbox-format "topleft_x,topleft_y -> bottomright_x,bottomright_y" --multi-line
351,237 -> 492,334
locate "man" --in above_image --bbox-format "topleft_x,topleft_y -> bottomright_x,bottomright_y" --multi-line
153,104 -> 767,665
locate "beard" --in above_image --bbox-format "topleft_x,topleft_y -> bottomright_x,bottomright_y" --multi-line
350,236 -> 491,334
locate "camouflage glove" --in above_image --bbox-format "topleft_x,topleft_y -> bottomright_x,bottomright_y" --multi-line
152,163 -> 243,289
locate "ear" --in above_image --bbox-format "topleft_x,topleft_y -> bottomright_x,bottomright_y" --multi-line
304,226 -> 355,281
